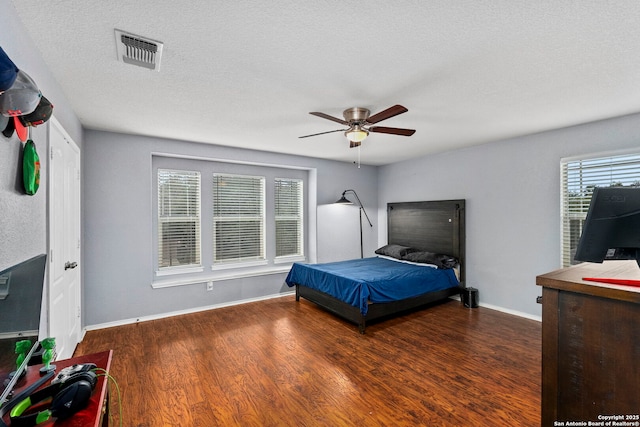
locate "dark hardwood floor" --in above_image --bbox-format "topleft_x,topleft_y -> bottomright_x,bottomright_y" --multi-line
75,296 -> 541,426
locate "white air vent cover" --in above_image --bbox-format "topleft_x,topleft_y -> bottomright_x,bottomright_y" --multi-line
114,29 -> 163,71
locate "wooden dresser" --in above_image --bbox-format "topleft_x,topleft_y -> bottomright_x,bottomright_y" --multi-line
537,261 -> 640,426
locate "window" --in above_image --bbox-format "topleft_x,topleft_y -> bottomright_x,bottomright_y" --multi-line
561,152 -> 640,267
153,155 -> 309,283
213,173 -> 265,265
275,178 -> 304,259
157,169 -> 201,270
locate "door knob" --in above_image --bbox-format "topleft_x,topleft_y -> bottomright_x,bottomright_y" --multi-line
64,261 -> 78,270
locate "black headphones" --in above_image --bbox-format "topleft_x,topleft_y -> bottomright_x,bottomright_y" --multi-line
9,367 -> 97,426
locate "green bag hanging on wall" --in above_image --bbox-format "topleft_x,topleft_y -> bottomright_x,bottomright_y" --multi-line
23,139 -> 40,195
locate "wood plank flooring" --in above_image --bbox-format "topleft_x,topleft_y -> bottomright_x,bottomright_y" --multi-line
74,296 -> 541,426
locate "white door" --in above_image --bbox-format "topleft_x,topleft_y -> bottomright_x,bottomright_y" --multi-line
48,118 -> 81,360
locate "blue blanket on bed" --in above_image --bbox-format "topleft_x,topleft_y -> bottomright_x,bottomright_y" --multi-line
285,257 -> 459,315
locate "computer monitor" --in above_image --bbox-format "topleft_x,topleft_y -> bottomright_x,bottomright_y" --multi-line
0,254 -> 47,409
574,186 -> 640,266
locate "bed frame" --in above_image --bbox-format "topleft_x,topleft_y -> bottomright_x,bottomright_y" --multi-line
295,199 -> 466,333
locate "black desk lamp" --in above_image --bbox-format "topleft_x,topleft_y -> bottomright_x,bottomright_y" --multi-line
335,189 -> 373,258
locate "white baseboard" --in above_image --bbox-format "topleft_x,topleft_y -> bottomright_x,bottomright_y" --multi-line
84,291 -> 540,334
449,295 -> 541,322
83,291 -> 296,332
478,301 -> 541,322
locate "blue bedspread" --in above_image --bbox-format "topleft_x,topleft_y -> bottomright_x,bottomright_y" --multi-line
285,257 -> 459,315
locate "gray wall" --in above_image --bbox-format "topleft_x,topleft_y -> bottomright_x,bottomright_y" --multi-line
0,2 -> 82,272
378,113 -> 640,318
0,126 -> 47,271
82,129 -> 378,326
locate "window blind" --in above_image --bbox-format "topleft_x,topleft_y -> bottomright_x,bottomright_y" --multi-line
158,169 -> 201,269
213,173 -> 265,264
275,178 -> 304,258
561,152 -> 640,267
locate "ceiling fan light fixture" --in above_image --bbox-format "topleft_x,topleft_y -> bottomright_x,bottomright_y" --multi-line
345,125 -> 369,143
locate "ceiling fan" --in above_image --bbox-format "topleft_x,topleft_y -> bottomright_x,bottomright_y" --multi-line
299,104 -> 416,148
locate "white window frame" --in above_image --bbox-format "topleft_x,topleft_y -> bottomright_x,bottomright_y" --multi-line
274,177 -> 305,263
152,153 -> 313,289
561,149 -> 640,267
212,173 -> 267,269
156,168 -> 202,275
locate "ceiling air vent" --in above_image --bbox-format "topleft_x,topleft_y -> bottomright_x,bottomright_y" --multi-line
114,29 -> 163,71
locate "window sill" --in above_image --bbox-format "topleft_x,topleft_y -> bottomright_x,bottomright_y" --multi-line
155,265 -> 205,277
274,255 -> 305,264
151,265 -> 293,289
211,259 -> 268,271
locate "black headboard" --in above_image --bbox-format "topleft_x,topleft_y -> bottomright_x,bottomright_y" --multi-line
387,200 -> 466,286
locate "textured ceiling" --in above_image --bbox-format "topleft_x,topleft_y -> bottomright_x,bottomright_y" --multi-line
9,1 -> 640,165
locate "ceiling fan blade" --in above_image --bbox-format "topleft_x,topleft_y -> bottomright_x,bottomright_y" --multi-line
369,126 -> 416,136
349,140 -> 361,148
299,128 -> 348,138
309,111 -> 349,125
366,105 -> 408,124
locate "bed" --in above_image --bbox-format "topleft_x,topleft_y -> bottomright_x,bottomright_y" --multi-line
286,199 -> 466,333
